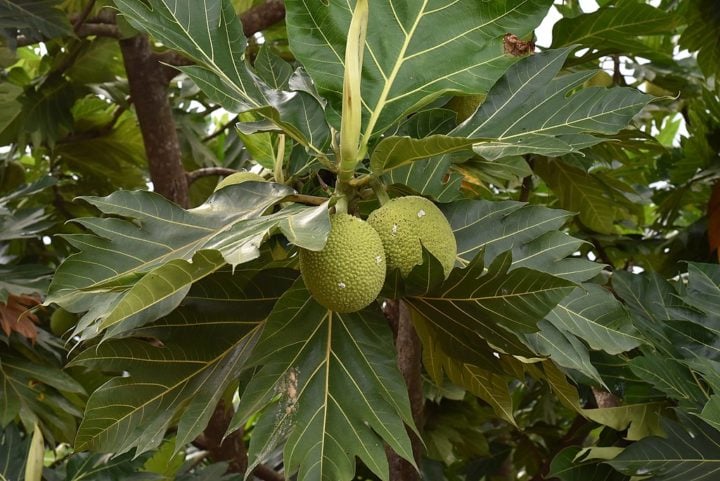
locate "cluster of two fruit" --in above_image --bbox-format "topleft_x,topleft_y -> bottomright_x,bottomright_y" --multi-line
299,196 -> 457,313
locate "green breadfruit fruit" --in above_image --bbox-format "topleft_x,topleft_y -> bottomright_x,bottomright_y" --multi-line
214,171 -> 266,191
367,195 -> 457,278
299,213 -> 386,313
50,308 -> 78,336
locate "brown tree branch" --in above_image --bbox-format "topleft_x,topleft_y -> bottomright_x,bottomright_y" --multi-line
193,402 -> 285,480
72,0 -> 98,30
253,464 -> 286,481
75,22 -> 120,38
187,167 -> 238,183
71,8 -> 117,25
241,0 -> 286,37
384,300 -> 424,481
193,401 -> 248,473
15,7 -> 117,45
203,115 -> 240,142
519,175 -> 533,203
120,35 -> 189,207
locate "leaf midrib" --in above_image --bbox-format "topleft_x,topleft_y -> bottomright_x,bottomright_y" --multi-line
75,324 -> 260,450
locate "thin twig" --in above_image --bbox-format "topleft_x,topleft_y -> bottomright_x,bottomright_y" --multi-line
72,0 -> 98,30
590,237 -> 614,268
285,193 -> 328,206
203,116 -> 239,142
384,300 -> 423,481
74,22 -> 120,38
240,0 -> 286,37
612,55 -> 623,86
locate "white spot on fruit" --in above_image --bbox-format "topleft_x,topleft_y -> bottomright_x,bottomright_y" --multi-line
392,224 -> 398,235
417,209 -> 426,218
338,281 -> 346,289
375,255 -> 383,264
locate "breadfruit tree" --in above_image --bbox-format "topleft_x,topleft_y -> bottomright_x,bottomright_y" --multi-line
1,0 -> 720,480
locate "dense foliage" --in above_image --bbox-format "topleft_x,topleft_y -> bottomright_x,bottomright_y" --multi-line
1,0 -> 719,480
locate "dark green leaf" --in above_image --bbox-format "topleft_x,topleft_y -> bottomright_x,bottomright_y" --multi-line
233,280 -> 415,481
549,447 -> 628,481
612,271 -> 691,354
680,263 -> 720,330
526,320 -> 604,385
413,310 -> 515,423
375,111 -> 461,203
608,412 -> 720,480
0,0 -> 73,42
552,3 -> 677,58
0,82 -> 22,138
70,266 -> 296,454
395,108 -> 458,138
384,155 -> 462,203
0,264 -> 51,304
512,231 -> 603,283
47,185 -> 328,337
407,252 -> 576,358
534,158 -> 640,234
628,354 -> 708,410
443,199 -> 574,267
453,48 -> 652,160
0,207 -> 53,241
0,424 -> 29,481
371,135 -> 477,174
19,77 -> 76,147
286,0 -> 551,138
679,0 -> 720,79
61,451 -> 159,481
700,395 -> 720,431
116,0 -> 330,154
253,46 -> 294,90
582,402 -> 666,441
55,109 -> 147,191
545,285 -> 643,355
0,354 -> 82,440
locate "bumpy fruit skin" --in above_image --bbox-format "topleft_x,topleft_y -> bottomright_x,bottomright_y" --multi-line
214,171 -> 266,191
299,214 -> 386,313
367,196 -> 457,278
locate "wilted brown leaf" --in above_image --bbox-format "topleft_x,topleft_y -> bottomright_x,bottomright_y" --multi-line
0,293 -> 41,342
503,33 -> 535,56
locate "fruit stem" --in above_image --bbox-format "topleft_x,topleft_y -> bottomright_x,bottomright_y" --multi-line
334,194 -> 349,214
370,177 -> 390,205
286,193 -> 329,206
349,174 -> 373,187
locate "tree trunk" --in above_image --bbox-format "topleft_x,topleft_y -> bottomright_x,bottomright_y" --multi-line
120,35 -> 189,207
708,180 -> 720,260
385,300 -> 424,481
